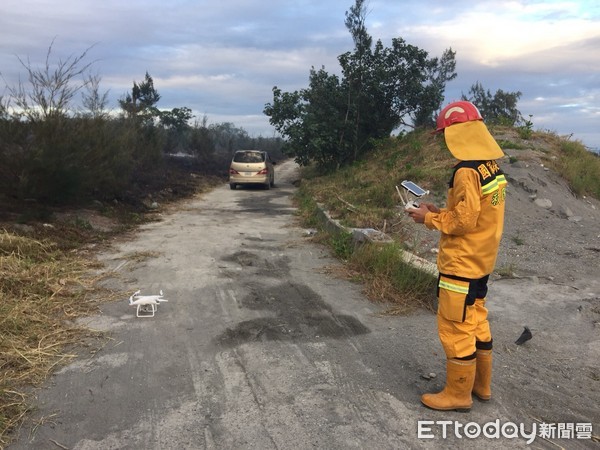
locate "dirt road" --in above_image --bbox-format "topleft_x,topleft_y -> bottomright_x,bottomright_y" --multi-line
9,161 -> 598,449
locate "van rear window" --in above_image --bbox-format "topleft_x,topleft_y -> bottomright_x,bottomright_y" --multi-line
234,151 -> 264,163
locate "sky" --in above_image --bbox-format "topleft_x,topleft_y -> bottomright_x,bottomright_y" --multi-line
1,0 -> 599,151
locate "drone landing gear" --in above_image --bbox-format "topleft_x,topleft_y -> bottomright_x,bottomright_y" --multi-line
137,304 -> 158,317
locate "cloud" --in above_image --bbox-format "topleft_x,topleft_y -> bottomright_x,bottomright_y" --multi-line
372,1 -> 600,148
1,0 -> 598,148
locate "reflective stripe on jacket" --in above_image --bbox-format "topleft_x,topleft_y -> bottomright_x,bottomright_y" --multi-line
425,160 -> 507,279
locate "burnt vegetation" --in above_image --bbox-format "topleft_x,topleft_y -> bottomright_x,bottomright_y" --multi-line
0,42 -> 285,214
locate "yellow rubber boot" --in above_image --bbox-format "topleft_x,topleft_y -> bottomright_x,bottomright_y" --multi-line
421,359 -> 476,412
473,349 -> 492,401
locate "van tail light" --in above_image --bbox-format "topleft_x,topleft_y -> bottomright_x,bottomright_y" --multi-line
229,168 -> 240,175
257,168 -> 269,175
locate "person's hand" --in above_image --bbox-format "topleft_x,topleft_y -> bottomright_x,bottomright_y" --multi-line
420,202 -> 440,214
406,202 -> 438,223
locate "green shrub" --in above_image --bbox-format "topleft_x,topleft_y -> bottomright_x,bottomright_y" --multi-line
517,115 -> 534,139
350,243 -> 436,309
296,186 -> 322,228
330,231 -> 355,260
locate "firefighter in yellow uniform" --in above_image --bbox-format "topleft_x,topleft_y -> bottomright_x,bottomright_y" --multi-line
407,101 -> 507,411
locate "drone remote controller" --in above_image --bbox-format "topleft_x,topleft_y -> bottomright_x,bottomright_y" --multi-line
396,181 -> 428,211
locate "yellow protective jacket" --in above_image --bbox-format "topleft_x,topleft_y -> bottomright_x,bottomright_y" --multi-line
424,160 -> 507,279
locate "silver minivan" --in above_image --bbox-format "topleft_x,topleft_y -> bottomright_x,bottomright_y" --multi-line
229,150 -> 275,190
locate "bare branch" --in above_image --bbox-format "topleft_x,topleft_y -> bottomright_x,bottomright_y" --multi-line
7,38 -> 98,120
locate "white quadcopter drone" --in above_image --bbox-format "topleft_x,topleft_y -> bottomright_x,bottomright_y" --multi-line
128,290 -> 168,317
396,180 -> 429,210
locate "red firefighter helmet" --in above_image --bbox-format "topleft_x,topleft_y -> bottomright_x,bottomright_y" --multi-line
436,101 -> 483,133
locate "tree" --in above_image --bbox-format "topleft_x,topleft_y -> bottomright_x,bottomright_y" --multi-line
81,73 -> 109,118
412,48 -> 457,128
209,122 -> 251,155
264,0 -> 456,169
117,72 -> 164,168
157,107 -> 194,154
337,0 -> 373,163
119,72 -> 161,122
7,39 -> 95,121
462,81 -> 522,126
159,107 -> 193,131
187,119 -> 217,170
265,68 -> 349,169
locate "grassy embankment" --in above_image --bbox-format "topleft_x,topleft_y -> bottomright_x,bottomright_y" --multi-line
294,126 -> 600,313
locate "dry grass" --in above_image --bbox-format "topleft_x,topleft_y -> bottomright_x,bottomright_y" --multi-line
347,242 -> 437,313
309,243 -> 436,315
298,130 -> 454,245
0,159 -> 225,447
0,230 -> 114,446
492,125 -> 600,198
299,127 -> 600,236
121,250 -> 162,263
294,133 -> 447,311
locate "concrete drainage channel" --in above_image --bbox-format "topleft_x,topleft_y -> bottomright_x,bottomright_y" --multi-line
314,203 -> 438,276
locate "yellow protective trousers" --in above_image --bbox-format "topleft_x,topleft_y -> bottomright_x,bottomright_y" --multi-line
437,274 -> 492,359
